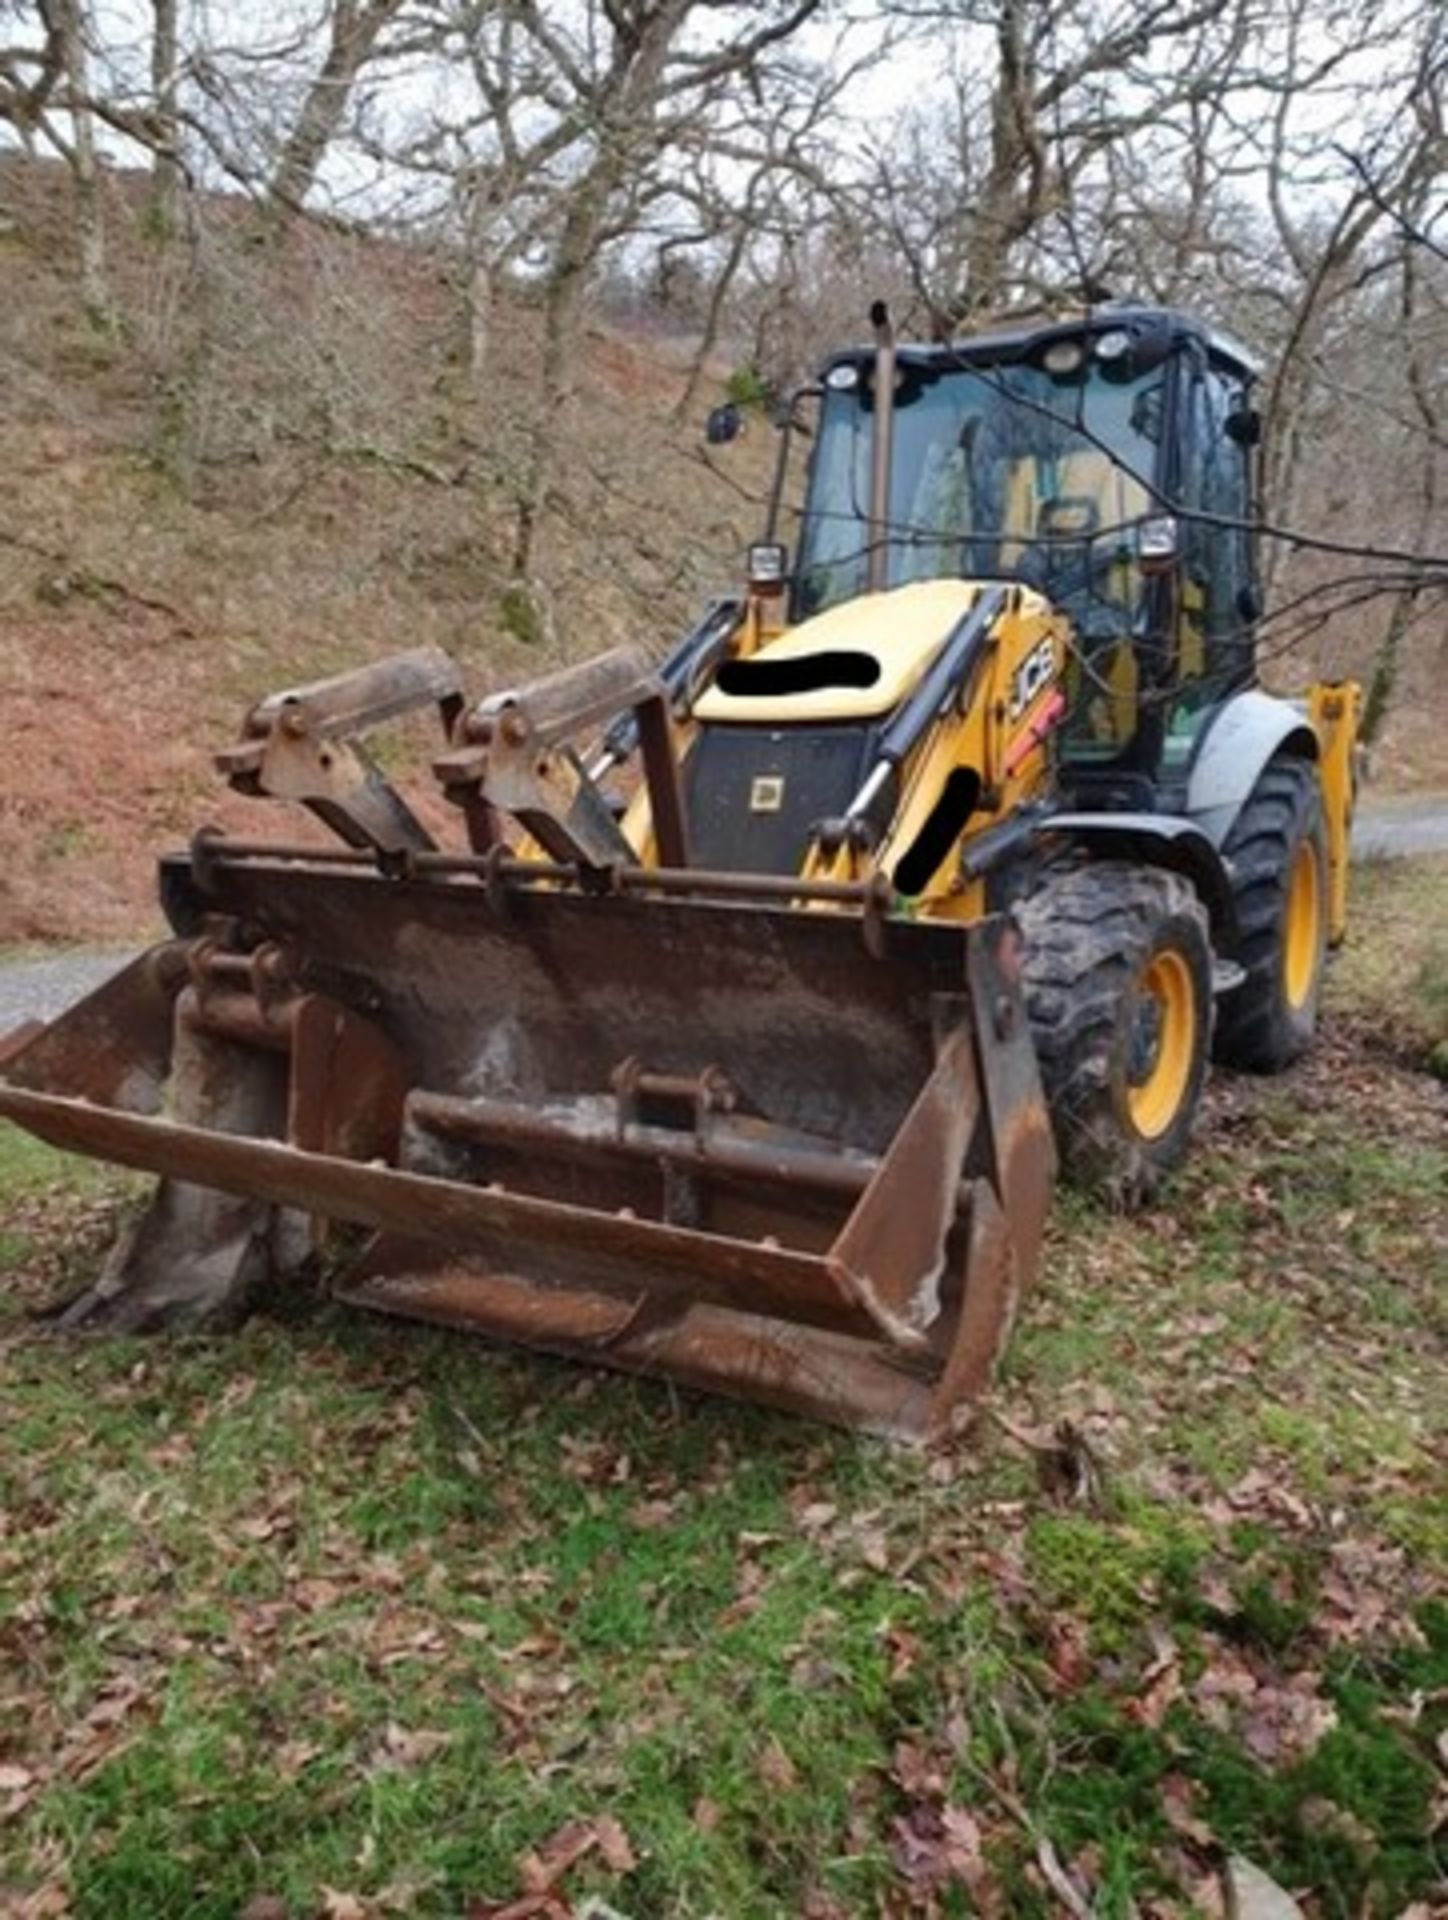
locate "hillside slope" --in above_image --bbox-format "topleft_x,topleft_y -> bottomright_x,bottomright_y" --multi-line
1,157 -> 1442,945
0,159 -> 761,943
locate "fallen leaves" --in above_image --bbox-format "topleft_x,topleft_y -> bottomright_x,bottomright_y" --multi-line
238,1897 -> 291,1920
462,1814 -> 641,1918
369,1722 -> 454,1773
40,1672 -> 152,1788
758,1735 -> 799,1793
0,1883 -> 71,1920
691,1795 -> 721,1833
625,1498 -> 676,1531
1126,1631 -> 1183,1729
1159,1771 -> 1217,1851
319,1892 -> 371,1920
1191,1638 -> 1338,1766
890,1801 -> 999,1910
1220,1853 -> 1306,1919
517,1814 -> 637,1890
886,1728 -> 1010,1913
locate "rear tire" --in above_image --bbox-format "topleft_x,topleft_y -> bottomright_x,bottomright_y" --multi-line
1214,757 -> 1327,1072
1017,863 -> 1213,1206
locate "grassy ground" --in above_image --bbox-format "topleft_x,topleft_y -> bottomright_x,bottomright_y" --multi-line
1,862 -> 1445,1920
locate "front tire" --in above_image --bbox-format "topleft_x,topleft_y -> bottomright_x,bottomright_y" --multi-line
1214,757 -> 1327,1072
1018,863 -> 1213,1205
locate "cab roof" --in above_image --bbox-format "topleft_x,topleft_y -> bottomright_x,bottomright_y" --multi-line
822,304 -> 1260,385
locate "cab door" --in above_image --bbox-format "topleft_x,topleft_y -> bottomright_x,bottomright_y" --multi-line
1177,360 -> 1259,705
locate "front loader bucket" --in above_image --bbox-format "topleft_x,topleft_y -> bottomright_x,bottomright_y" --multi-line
0,850 -> 1054,1441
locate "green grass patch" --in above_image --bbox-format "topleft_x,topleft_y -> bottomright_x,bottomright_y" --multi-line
0,1120 -> 75,1196
1332,851 -> 1448,1063
0,861 -> 1444,1915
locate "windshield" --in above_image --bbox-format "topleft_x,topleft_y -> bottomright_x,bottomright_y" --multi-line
793,354 -> 1166,629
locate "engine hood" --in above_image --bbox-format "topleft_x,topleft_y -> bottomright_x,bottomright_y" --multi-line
693,578 -> 1012,725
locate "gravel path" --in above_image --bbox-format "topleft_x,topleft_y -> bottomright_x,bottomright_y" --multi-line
1351,796 -> 1448,860
1,798 -> 1444,1034
0,951 -> 135,1035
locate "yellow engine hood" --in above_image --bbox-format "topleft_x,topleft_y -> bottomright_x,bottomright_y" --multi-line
693,579 -> 1014,725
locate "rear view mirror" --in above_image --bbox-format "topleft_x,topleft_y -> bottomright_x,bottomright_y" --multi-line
705,403 -> 743,446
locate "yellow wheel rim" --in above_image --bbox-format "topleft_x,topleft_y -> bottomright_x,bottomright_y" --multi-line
1283,840 -> 1322,1012
1126,949 -> 1197,1141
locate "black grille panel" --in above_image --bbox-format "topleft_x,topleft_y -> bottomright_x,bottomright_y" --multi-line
683,724 -> 875,875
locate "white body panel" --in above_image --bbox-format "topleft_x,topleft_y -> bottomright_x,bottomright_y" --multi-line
1185,689 -> 1318,846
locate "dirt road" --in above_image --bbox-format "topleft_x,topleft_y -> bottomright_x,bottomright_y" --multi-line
1350,794 -> 1448,860
0,950 -> 132,1036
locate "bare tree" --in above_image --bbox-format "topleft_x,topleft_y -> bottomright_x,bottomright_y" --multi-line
264,0 -> 409,219
364,0 -> 836,577
46,1 -> 108,315
0,1 -> 63,153
1357,218 -> 1446,738
0,6 -> 105,309
864,0 -> 1257,323
1247,5 -> 1439,568
4,0 -> 1443,730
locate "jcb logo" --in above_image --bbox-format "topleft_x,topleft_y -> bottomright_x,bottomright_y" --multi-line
1008,637 -> 1056,720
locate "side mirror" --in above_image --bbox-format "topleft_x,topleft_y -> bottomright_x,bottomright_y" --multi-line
1225,407 -> 1262,447
1236,584 -> 1263,622
705,403 -> 743,447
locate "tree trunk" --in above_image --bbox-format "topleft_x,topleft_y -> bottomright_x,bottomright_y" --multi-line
54,0 -> 110,321
672,219 -> 750,424
264,0 -> 403,219
511,256 -> 585,580
454,175 -> 511,398
148,0 -> 182,234
959,0 -> 1046,315
1362,248 -> 1439,745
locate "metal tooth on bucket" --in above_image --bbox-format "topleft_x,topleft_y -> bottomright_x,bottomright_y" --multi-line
0,646 -> 1054,1442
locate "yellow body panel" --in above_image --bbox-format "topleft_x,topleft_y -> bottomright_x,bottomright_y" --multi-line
692,580 -> 995,725
801,588 -> 1069,915
1178,575 -> 1206,684
1308,679 -> 1361,946
886,597 -> 1067,913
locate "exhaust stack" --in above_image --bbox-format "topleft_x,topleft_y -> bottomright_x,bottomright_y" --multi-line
867,299 -> 896,594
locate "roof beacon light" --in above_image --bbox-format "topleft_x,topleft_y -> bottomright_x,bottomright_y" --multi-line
1043,338 -> 1085,376
1095,328 -> 1132,363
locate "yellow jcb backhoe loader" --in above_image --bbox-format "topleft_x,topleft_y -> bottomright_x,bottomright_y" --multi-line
0,303 -> 1359,1441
